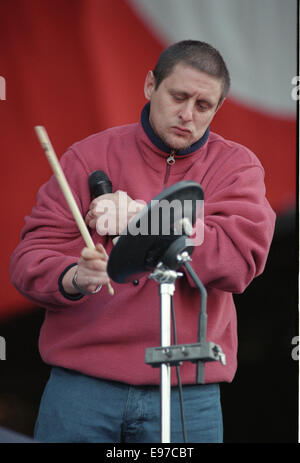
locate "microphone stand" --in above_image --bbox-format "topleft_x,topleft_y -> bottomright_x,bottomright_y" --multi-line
106,181 -> 226,443
145,237 -> 226,444
149,264 -> 182,443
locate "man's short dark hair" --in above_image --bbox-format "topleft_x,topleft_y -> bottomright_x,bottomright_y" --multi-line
153,40 -> 230,103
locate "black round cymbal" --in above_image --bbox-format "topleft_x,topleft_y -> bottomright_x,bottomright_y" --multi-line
107,180 -> 204,283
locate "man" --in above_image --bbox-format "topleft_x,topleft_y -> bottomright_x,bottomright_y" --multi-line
10,40 -> 275,443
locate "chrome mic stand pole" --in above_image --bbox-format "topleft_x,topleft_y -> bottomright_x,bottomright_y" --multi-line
160,282 -> 173,443
150,264 -> 183,444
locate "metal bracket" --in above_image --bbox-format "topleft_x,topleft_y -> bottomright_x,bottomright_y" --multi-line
149,262 -> 183,285
145,342 -> 226,368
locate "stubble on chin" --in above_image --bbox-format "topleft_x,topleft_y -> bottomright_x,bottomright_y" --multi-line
154,127 -> 193,152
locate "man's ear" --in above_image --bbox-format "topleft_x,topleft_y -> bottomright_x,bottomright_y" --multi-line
144,70 -> 156,100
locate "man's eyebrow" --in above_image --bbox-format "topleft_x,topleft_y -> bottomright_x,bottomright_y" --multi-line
169,89 -> 190,97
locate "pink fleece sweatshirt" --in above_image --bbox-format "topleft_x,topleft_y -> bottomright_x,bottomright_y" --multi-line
10,106 -> 275,385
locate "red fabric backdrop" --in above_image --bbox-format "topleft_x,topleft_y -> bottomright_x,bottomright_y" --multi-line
0,0 -> 296,320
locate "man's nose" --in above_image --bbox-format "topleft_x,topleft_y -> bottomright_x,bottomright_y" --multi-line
179,101 -> 193,122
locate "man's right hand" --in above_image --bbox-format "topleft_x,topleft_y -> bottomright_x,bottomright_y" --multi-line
62,243 -> 110,295
85,190 -> 145,236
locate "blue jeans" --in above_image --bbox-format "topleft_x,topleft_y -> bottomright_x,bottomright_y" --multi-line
34,367 -> 223,443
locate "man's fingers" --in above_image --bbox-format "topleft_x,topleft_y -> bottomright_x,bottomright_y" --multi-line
95,242 -> 108,257
76,243 -> 111,291
78,258 -> 106,272
81,246 -> 108,261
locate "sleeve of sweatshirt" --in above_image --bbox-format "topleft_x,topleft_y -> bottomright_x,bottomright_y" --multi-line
185,151 -> 276,294
10,147 -> 100,310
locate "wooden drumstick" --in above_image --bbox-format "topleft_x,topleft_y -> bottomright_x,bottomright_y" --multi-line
34,125 -> 114,296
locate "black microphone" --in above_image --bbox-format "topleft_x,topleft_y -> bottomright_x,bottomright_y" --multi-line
88,170 -> 112,198
88,170 -> 120,246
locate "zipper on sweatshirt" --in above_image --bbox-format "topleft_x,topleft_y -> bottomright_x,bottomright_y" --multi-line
163,150 -> 176,188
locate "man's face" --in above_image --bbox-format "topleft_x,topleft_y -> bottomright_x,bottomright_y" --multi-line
144,62 -> 223,150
